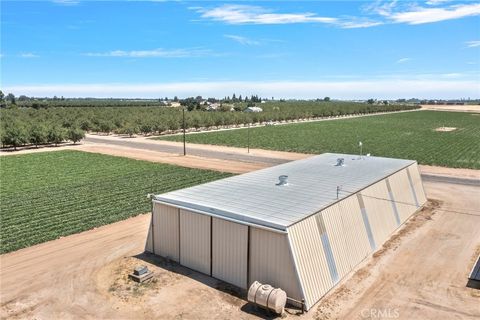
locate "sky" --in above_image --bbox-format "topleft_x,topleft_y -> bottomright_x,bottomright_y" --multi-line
1,0 -> 479,99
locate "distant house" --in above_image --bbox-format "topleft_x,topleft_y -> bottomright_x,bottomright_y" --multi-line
206,103 -> 220,111
244,106 -> 263,113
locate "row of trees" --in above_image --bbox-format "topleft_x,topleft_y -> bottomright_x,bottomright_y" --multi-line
0,92 -> 268,108
1,122 -> 85,150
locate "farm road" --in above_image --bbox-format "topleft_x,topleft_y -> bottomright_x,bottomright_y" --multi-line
85,135 -> 292,166
84,134 -> 480,185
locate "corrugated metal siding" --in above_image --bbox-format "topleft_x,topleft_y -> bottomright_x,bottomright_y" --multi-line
153,203 -> 179,261
385,179 -> 401,226
335,195 -> 372,267
249,227 -> 303,301
358,194 -> 376,250
407,164 -> 427,205
360,180 -> 399,245
388,169 -> 418,222
288,217 -> 334,309
212,218 -> 248,289
321,194 -> 372,280
321,204 -> 350,280
145,214 -> 153,253
287,194 -> 373,309
180,209 -> 211,275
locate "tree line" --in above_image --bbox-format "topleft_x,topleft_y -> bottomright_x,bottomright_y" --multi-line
0,99 -> 419,150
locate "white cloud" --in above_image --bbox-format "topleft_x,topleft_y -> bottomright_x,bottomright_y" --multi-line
20,53 -> 39,58
224,34 -> 260,46
4,79 -> 478,99
194,5 -> 384,29
425,0 -> 451,5
196,3 -> 480,29
440,73 -> 464,78
195,5 -> 338,25
339,20 -> 383,29
466,40 -> 480,48
52,0 -> 80,5
84,48 -> 213,58
396,58 -> 411,64
385,3 -> 480,25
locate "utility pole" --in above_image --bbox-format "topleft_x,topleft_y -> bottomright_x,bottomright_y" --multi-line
182,107 -> 186,156
247,122 -> 250,154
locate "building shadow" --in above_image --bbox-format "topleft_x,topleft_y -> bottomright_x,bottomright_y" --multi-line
0,142 -> 82,152
466,279 -> 480,289
133,252 -> 295,319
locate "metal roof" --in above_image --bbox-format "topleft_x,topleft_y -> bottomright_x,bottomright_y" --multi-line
154,153 -> 415,231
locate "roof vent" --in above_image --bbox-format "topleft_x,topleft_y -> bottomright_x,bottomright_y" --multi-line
335,158 -> 345,167
276,175 -> 289,186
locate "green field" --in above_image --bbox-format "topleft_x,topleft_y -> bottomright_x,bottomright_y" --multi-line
1,101 -> 417,150
160,111 -> 480,169
0,151 -> 231,253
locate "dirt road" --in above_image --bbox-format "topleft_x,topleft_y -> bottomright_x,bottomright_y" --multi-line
83,135 -> 480,181
78,143 -> 268,174
1,180 -> 479,320
84,134 -> 302,166
0,214 -> 150,320
421,104 -> 480,113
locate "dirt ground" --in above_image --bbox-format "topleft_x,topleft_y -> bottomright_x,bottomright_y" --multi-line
78,143 -> 268,174
84,133 -> 308,161
421,104 -> 480,113
418,165 -> 480,180
3,138 -> 478,180
1,180 -> 479,320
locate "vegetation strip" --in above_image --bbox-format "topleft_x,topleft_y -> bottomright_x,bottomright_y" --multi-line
0,150 -> 232,253
0,101 -> 417,150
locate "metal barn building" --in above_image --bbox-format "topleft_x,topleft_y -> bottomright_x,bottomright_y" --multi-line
145,153 -> 427,310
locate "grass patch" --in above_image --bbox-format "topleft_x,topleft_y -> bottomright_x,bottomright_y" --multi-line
0,150 -> 231,253
159,111 -> 480,169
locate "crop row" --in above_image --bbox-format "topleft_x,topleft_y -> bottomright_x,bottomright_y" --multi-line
160,111 -> 480,169
0,151 -> 232,253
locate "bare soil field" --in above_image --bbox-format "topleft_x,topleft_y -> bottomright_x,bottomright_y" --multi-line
421,104 -> 480,113
419,165 -> 480,180
78,143 -> 267,174
86,133 -> 308,161
435,126 -> 457,132
1,180 -> 479,320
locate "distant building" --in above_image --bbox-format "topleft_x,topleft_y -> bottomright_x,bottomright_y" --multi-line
206,103 -> 220,111
244,106 -> 263,113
